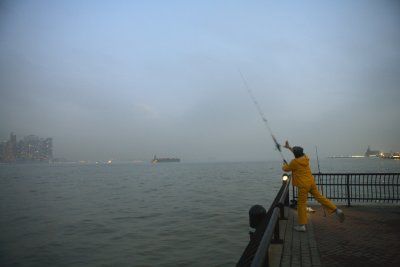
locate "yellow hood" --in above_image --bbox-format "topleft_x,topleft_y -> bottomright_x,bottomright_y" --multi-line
282,155 -> 314,186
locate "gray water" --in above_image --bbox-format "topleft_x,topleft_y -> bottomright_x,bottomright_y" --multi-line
0,158 -> 399,267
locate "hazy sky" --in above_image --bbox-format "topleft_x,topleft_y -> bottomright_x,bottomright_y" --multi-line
1,0 -> 399,162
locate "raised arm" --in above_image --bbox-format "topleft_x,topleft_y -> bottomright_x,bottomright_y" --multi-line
283,140 -> 293,152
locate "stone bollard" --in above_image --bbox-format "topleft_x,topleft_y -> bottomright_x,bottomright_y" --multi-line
248,204 -> 266,239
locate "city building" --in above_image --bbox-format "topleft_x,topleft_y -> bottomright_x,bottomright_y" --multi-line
0,133 -> 53,163
364,146 -> 380,157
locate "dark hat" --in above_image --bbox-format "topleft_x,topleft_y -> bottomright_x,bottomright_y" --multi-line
292,146 -> 304,158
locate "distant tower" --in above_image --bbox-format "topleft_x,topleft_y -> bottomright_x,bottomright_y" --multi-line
365,146 -> 379,157
10,132 -> 16,145
5,132 -> 17,162
364,146 -> 371,157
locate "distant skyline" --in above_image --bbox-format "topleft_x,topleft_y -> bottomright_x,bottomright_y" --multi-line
0,131 -> 391,162
1,1 -> 399,162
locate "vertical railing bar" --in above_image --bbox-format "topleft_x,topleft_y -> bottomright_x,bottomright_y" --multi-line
373,174 -> 375,201
357,174 -> 360,203
367,174 -> 370,202
346,174 -> 348,201
388,174 -> 391,203
380,174 -> 383,202
368,174 -> 371,202
340,174 -> 343,200
394,174 -> 396,202
388,174 -> 390,202
360,174 -> 363,202
342,175 -> 350,202
372,174 -> 375,202
379,174 -> 382,202
377,174 -> 380,202
377,174 -> 379,202
352,174 -> 356,203
346,174 -> 350,206
390,174 -> 393,202
392,174 -> 399,201
391,174 -> 393,202
361,174 -> 363,202
370,174 -> 373,202
332,174 -> 335,200
344,174 -> 347,202
370,174 -> 375,202
383,174 -> 386,202
319,174 -> 322,195
385,174 -> 388,202
395,174 -> 398,203
391,174 -> 394,202
334,174 -> 336,200
383,174 -> 386,203
343,174 -> 346,203
365,174 -> 368,202
350,174 -> 353,202
374,174 -> 377,202
358,175 -> 361,202
339,174 -> 342,200
351,175 -> 358,203
396,174 -> 397,202
393,174 -> 396,203
366,174 -> 369,202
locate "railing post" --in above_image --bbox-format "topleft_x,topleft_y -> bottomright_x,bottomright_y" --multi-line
346,174 -> 351,207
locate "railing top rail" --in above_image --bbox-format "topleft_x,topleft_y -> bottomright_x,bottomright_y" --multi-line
236,175 -> 292,267
242,175 -> 291,267
250,208 -> 280,267
313,172 -> 400,175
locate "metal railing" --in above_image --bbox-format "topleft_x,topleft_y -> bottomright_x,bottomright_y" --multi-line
292,173 -> 400,206
236,174 -> 291,267
237,173 -> 400,267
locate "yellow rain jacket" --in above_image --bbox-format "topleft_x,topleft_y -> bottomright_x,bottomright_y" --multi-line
282,155 -> 314,187
282,154 -> 337,225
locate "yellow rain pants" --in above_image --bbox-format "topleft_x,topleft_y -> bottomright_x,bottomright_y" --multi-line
283,154 -> 337,225
297,181 -> 336,224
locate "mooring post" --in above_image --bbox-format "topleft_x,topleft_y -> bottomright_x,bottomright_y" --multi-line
248,204 -> 266,240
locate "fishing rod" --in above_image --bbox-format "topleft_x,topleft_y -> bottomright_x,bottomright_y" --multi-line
239,70 -> 287,164
315,146 -> 321,174
315,145 -> 326,216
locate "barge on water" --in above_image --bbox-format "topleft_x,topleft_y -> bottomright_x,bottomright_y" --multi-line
151,155 -> 180,163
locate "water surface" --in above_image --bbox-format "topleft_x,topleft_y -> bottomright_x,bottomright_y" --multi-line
0,159 -> 399,266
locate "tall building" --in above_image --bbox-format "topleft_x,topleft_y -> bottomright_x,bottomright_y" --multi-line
364,146 -> 380,157
2,132 -> 17,162
0,133 -> 53,163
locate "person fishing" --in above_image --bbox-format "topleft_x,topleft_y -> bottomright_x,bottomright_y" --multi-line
282,141 -> 345,232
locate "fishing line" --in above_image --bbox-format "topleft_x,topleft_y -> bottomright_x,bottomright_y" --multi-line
239,70 -> 287,163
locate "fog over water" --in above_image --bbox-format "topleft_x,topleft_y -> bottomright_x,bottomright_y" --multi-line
1,1 -> 399,162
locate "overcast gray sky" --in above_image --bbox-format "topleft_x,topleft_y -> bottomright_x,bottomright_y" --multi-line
1,0 -> 399,162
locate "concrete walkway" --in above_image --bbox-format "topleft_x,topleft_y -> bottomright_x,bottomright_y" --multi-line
279,205 -> 400,267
